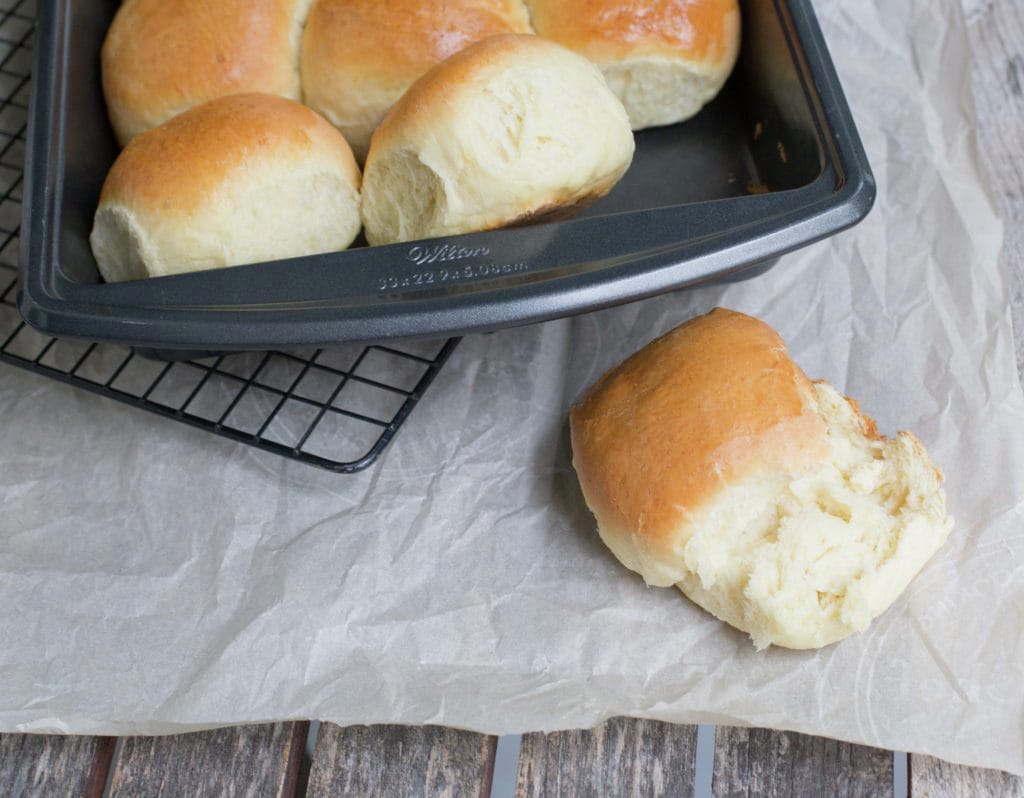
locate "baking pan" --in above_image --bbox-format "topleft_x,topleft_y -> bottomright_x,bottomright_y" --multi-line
19,0 -> 874,352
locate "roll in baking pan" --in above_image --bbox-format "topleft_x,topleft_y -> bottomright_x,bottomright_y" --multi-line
19,0 -> 874,352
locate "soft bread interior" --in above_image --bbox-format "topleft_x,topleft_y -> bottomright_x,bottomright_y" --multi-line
91,165 -> 361,281
361,36 -> 634,246
361,148 -> 446,247
597,382 -> 952,650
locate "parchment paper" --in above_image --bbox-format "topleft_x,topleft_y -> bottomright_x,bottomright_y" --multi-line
3,0 -> 1024,775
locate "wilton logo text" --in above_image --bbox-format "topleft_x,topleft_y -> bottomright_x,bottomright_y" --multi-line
406,243 -> 491,266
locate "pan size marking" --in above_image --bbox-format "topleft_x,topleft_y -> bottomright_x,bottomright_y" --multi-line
377,261 -> 529,292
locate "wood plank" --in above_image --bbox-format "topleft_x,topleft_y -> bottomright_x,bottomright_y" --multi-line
910,756 -> 1024,797
307,724 -> 496,798
515,719 -> 697,797
107,722 -> 307,798
0,734 -> 115,798
712,726 -> 891,798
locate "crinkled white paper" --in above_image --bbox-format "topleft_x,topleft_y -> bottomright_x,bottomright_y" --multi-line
2,0 -> 1023,775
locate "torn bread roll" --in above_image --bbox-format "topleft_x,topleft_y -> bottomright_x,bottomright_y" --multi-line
361,34 -> 635,246
570,308 -> 953,650
526,0 -> 741,130
302,0 -> 533,162
102,0 -> 313,146
90,94 -> 362,282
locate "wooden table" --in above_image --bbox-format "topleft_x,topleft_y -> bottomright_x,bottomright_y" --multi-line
3,2 -> 1024,795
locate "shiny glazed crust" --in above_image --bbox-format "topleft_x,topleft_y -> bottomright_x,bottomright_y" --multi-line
90,93 -> 363,282
525,0 -> 740,128
570,308 -> 954,650
569,308 -> 831,557
301,0 -> 533,159
97,93 -> 360,218
526,0 -> 739,66
102,0 -> 310,145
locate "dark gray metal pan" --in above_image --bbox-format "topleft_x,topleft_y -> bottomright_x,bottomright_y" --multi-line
19,0 -> 874,352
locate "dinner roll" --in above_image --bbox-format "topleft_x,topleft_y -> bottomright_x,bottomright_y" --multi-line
102,0 -> 312,146
301,0 -> 533,162
361,35 -> 635,246
90,94 -> 362,282
570,309 -> 953,650
526,0 -> 741,129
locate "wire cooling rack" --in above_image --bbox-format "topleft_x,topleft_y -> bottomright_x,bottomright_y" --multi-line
0,0 -> 458,473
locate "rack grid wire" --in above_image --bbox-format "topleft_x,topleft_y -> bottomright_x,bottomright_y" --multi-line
0,0 -> 459,473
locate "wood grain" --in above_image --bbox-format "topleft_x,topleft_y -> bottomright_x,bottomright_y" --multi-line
911,756 -> 1024,797
515,719 -> 697,797
107,722 -> 307,798
712,726 -> 891,798
0,734 -> 115,798
307,724 -> 496,798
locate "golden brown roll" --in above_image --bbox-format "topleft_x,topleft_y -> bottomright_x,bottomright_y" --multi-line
90,94 -> 362,282
361,34 -> 634,246
301,0 -> 533,162
526,0 -> 741,129
570,308 -> 953,650
102,0 -> 313,146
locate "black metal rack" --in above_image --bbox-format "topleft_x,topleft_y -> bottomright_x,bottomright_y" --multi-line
0,0 -> 458,473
